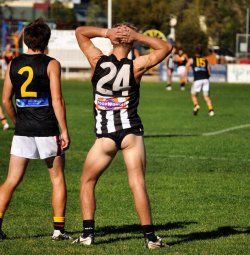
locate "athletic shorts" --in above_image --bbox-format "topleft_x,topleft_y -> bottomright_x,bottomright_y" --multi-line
96,127 -> 144,150
10,135 -> 63,159
191,79 -> 210,94
177,65 -> 186,75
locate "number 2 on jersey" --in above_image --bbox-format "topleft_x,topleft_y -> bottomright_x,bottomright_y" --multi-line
18,66 -> 37,97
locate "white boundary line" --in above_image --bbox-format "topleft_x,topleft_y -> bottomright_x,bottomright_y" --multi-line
151,154 -> 250,162
202,124 -> 250,136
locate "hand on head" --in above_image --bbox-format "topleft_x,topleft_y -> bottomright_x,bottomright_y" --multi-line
108,25 -> 135,45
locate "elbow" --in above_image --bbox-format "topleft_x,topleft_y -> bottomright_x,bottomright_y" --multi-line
52,97 -> 64,107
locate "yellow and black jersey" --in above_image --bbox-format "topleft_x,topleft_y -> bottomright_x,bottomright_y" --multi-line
10,54 -> 60,137
192,56 -> 210,81
175,53 -> 188,67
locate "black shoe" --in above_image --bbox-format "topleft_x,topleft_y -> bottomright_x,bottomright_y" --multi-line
193,105 -> 200,116
0,229 -> 7,240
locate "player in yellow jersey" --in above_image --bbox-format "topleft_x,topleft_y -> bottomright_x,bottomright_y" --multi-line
185,45 -> 214,116
174,47 -> 188,90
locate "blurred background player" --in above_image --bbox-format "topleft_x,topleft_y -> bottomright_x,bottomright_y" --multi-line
2,43 -> 14,76
0,18 -> 71,240
165,46 -> 176,91
0,105 -> 9,131
174,47 -> 188,90
74,23 -> 172,249
185,45 -> 215,116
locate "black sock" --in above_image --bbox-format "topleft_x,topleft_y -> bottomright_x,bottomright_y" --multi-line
0,218 -> 3,229
141,224 -> 157,242
53,216 -> 65,233
83,220 -> 95,237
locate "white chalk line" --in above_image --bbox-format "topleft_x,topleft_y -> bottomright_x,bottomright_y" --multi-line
151,154 -> 250,162
145,123 -> 250,137
202,123 -> 250,136
148,124 -> 250,162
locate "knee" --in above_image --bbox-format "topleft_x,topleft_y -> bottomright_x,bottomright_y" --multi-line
128,177 -> 146,193
0,179 -> 20,192
80,175 -> 97,190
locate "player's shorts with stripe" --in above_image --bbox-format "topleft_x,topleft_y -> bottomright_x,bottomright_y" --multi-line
191,79 -> 210,94
10,135 -> 63,159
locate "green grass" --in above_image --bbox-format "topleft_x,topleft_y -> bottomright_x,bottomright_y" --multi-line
0,79 -> 250,255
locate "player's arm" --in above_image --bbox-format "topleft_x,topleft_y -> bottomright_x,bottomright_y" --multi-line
48,59 -> 70,151
130,31 -> 172,79
2,63 -> 16,125
185,58 -> 193,77
207,61 -> 211,77
75,26 -> 120,70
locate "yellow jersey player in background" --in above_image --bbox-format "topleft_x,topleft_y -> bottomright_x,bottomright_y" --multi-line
185,45 -> 215,116
174,47 -> 188,91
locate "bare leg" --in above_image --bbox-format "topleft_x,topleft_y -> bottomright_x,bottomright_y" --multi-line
0,106 -> 9,130
121,135 -> 152,225
0,155 -> 29,216
46,155 -> 66,217
191,93 -> 199,107
80,138 -> 117,220
203,94 -> 213,111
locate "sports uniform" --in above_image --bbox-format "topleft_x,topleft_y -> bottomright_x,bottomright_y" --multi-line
186,50 -> 215,116
175,49 -> 188,90
175,52 -> 188,75
0,18 -> 70,241
92,54 -> 143,148
191,56 -> 210,94
9,54 -> 61,159
74,24 -> 171,249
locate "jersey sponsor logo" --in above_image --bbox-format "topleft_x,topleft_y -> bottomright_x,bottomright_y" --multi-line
16,97 -> 49,107
96,96 -> 130,110
194,67 -> 207,72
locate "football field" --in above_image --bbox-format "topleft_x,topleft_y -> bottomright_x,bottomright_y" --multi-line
0,79 -> 250,255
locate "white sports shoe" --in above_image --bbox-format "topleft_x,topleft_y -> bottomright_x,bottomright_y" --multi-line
3,123 -> 9,131
51,230 -> 72,241
72,234 -> 94,245
144,236 -> 167,249
209,110 -> 215,117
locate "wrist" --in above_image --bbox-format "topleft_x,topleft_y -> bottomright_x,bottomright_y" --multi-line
103,29 -> 109,38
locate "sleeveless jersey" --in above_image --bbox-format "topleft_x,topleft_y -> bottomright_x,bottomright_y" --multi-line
10,54 -> 60,136
91,54 -> 143,135
192,56 -> 209,81
175,53 -> 188,67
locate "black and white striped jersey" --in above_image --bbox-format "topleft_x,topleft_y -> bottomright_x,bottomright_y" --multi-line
91,54 -> 143,134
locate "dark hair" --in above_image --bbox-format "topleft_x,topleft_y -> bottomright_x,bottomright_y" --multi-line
24,17 -> 51,52
195,45 -> 203,56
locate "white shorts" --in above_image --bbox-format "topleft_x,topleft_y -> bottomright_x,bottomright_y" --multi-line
10,135 -> 63,159
177,66 -> 186,75
191,79 -> 210,95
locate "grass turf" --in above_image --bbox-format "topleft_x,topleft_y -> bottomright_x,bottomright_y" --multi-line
0,79 -> 250,254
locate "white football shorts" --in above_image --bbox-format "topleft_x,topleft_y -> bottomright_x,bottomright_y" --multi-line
191,79 -> 210,95
10,135 -> 63,159
177,65 -> 186,75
